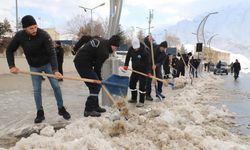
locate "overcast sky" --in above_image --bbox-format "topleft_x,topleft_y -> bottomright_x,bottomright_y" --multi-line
0,0 -> 246,34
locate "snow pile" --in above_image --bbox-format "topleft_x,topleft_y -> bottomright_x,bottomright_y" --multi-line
6,74 -> 250,150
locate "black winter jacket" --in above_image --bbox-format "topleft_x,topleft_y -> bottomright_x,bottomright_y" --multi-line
154,46 -> 167,68
6,28 -> 58,71
233,62 -> 241,72
124,44 -> 149,74
73,37 -> 112,79
55,46 -> 64,63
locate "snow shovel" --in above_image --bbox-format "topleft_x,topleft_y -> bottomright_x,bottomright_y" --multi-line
120,67 -> 168,85
17,70 -> 129,99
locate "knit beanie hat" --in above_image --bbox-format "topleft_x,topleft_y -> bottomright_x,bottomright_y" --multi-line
109,35 -> 121,47
159,41 -> 168,48
21,15 -> 37,28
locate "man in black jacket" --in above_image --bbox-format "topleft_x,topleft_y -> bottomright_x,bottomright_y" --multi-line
232,59 -> 241,79
122,37 -> 150,107
6,15 -> 70,123
143,35 -> 157,101
74,35 -> 121,117
154,41 -> 168,100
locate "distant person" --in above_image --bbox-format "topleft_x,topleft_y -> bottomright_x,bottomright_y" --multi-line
190,57 -> 200,78
74,35 -> 121,117
55,41 -> 64,81
163,54 -> 171,79
177,53 -> 191,77
230,62 -> 234,74
122,37 -> 150,107
6,15 -> 71,123
232,59 -> 241,79
171,55 -> 179,78
216,60 -> 222,69
154,41 -> 168,100
207,61 -> 211,72
204,62 -> 208,71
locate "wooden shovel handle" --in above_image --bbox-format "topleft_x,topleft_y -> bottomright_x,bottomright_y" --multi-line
127,68 -> 167,84
18,70 -> 102,84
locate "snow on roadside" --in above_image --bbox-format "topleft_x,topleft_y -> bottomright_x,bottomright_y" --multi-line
6,74 -> 250,150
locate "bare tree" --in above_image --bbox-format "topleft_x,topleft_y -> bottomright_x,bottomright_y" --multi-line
0,18 -> 12,38
165,34 -> 181,47
123,26 -> 135,45
66,14 -> 108,38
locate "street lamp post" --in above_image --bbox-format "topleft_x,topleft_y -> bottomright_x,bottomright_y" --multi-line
79,2 -> 105,36
15,0 -> 19,32
207,34 -> 218,61
196,12 -> 218,46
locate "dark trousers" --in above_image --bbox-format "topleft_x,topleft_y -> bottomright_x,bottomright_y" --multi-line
146,77 -> 152,96
234,71 -> 239,78
172,68 -> 178,78
129,73 -> 146,103
155,67 -> 163,95
177,65 -> 185,77
74,63 -> 101,111
190,67 -> 198,78
58,61 -> 63,75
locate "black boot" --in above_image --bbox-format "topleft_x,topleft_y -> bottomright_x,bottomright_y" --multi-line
84,96 -> 101,117
34,110 -> 45,123
146,95 -> 153,101
129,90 -> 137,103
139,92 -> 146,104
58,106 -> 71,120
95,107 -> 106,113
94,97 -> 106,113
84,110 -> 101,117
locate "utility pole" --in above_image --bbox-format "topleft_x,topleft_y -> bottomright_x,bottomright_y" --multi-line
148,9 -> 153,35
15,0 -> 19,32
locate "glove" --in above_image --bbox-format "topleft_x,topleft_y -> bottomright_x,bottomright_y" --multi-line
148,73 -> 152,78
152,65 -> 156,70
123,66 -> 128,70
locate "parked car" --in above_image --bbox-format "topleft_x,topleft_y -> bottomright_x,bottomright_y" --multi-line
214,61 -> 229,75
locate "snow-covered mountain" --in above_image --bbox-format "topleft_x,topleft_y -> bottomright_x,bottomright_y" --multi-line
155,1 -> 250,59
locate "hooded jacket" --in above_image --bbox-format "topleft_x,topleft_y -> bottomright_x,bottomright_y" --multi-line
6,28 -> 58,71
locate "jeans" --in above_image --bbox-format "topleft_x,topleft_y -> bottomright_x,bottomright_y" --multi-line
30,63 -> 64,110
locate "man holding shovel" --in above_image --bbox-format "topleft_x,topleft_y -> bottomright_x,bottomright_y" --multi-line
6,15 -> 71,123
122,37 -> 150,107
154,41 -> 168,100
74,35 -> 121,117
